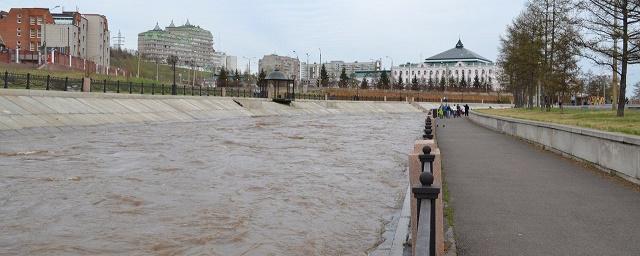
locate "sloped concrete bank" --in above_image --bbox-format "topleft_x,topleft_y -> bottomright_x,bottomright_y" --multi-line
469,110 -> 640,186
0,89 -> 425,131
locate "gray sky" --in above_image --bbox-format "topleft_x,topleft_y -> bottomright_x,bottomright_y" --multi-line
2,0 -> 639,91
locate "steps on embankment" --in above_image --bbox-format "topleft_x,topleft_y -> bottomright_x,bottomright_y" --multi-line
0,89 -> 428,131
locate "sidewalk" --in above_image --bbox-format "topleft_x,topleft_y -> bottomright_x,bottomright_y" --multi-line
437,118 -> 640,256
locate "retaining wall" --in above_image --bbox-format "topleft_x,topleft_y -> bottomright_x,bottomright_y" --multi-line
0,89 -> 428,131
469,111 -> 640,185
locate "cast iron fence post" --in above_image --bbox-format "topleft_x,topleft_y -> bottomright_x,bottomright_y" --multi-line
152,83 -> 155,95
199,84 -> 202,96
424,117 -> 434,140
26,73 -> 30,89
46,75 -> 50,90
206,86 -> 210,96
183,84 -> 186,95
141,82 -> 144,94
161,84 -> 165,95
129,81 -> 132,94
419,145 -> 435,174
3,71 -> 7,88
116,80 -> 120,93
413,171 -> 440,256
103,79 -> 107,93
64,77 -> 68,91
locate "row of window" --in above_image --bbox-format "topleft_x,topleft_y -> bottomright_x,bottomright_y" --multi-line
395,69 -> 493,76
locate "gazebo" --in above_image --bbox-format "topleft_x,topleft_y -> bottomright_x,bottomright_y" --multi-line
264,69 -> 295,104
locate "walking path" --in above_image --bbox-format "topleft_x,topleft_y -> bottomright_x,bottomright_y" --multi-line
437,118 -> 640,256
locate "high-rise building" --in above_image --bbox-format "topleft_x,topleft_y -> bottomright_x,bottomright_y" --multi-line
212,52 -> 238,73
45,12 -> 88,58
138,20 -> 215,68
258,54 -> 300,80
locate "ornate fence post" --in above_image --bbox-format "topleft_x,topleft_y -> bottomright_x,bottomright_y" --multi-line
26,73 -> 30,89
3,71 -> 7,88
152,83 -> 155,95
161,84 -> 165,95
419,146 -> 435,174
103,79 -> 107,93
413,171 -> 441,256
64,77 -> 68,91
46,75 -> 50,90
141,82 -> 144,94
424,117 -> 434,140
116,80 -> 120,93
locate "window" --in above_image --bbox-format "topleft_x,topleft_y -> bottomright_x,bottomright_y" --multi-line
30,29 -> 35,38
29,17 -> 35,25
17,32 -> 21,37
17,41 -> 21,45
36,17 -> 43,25
29,42 -> 35,51
17,19 -> 21,23
37,29 -> 41,38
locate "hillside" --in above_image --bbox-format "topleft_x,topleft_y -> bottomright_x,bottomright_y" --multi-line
110,49 -> 214,85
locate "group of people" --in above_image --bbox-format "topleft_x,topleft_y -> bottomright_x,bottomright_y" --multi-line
437,104 -> 470,119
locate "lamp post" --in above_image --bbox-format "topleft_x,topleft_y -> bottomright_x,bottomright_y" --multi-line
318,48 -> 322,87
305,52 -> 310,86
292,50 -> 300,99
167,55 -> 178,95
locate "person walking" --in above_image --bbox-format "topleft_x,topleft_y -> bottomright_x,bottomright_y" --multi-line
464,104 -> 470,117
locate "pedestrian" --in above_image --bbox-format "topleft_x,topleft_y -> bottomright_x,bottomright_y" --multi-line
464,104 -> 470,116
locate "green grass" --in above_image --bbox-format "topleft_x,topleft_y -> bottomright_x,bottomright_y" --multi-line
478,108 -> 640,136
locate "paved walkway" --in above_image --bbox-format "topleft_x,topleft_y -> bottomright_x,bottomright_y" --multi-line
437,118 -> 640,256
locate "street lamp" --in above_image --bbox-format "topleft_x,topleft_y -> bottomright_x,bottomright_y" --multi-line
167,55 -> 178,95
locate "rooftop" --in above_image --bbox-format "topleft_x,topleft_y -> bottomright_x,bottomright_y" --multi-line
425,40 -> 492,63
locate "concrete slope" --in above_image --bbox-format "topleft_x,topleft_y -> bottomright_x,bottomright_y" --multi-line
437,118 -> 640,256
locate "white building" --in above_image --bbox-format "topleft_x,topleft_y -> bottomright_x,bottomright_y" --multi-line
392,40 -> 499,90
302,60 -> 381,82
212,52 -> 237,72
258,54 -> 300,80
84,14 -> 110,73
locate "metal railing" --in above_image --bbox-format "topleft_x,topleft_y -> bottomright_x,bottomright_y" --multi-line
412,115 -> 441,256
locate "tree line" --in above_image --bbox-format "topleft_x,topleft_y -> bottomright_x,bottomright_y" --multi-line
499,0 -> 640,116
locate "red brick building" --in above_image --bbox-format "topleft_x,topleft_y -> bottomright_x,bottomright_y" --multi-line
0,8 -> 54,53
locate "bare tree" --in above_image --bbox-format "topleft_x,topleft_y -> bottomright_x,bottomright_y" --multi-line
579,0 -> 640,116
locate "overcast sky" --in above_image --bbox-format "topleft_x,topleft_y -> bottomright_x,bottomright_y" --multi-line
2,0 -> 639,90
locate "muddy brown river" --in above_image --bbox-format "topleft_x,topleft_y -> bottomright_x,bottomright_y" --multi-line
0,113 -> 422,255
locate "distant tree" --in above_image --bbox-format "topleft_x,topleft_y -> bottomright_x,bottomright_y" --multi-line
428,76 -> 434,90
339,67 -> 349,88
439,75 -> 446,91
320,64 -> 329,87
360,78 -> 369,89
448,76 -> 457,89
473,74 -> 481,89
234,69 -> 241,87
380,71 -> 391,89
218,67 -> 228,87
257,69 -> 267,88
460,73 -> 467,89
411,75 -> 420,91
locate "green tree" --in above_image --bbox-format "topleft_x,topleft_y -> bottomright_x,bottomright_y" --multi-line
473,74 -> 481,89
439,75 -> 446,91
339,67 -> 349,88
360,78 -> 369,89
379,71 -> 390,90
460,73 -> 467,89
428,76 -> 434,90
218,67 -> 228,87
411,75 -> 420,91
257,69 -> 266,88
398,72 -> 404,89
320,64 -> 329,87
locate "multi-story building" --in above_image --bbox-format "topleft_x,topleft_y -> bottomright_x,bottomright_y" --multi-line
392,40 -> 499,90
138,20 -> 215,68
212,52 -> 238,73
84,14 -> 109,72
258,54 -> 300,80
0,8 -> 110,73
302,60 -> 381,82
0,8 -> 54,54
45,12 -> 88,58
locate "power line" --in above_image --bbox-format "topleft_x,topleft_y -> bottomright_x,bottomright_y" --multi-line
113,30 -> 125,50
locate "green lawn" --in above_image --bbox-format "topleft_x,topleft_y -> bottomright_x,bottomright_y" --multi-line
477,108 -> 640,136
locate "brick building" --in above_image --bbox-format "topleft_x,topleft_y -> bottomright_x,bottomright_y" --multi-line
0,8 -> 53,54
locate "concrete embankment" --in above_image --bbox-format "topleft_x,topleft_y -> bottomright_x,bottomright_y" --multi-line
0,89 -> 425,131
469,110 -> 640,185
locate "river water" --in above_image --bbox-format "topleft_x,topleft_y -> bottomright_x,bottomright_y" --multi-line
0,113 -> 422,255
